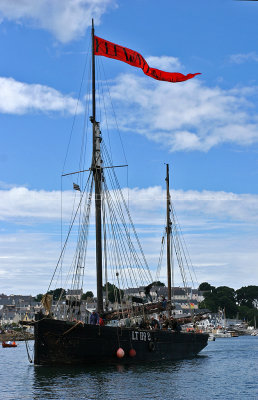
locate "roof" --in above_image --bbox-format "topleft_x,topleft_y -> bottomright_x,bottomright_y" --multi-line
124,288 -> 140,294
66,289 -> 83,295
174,303 -> 183,310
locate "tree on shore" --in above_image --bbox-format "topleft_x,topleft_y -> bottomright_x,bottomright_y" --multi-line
198,282 -> 215,292
47,288 -> 66,301
34,288 -> 66,302
102,282 -> 124,303
34,293 -> 43,302
81,291 -> 94,300
237,305 -> 258,326
236,286 -> 258,308
198,282 -> 258,322
151,281 -> 165,287
199,285 -> 237,318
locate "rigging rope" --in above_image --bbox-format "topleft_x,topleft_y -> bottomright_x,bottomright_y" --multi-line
49,42 -> 157,323
155,231 -> 166,283
102,141 -> 152,282
48,171 -> 93,293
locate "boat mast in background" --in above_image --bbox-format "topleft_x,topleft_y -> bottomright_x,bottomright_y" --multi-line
166,164 -> 172,315
91,19 -> 103,314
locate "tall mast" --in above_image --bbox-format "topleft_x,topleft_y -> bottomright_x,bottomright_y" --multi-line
91,19 -> 103,314
165,164 -> 172,315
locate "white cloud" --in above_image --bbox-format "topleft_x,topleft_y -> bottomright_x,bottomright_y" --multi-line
145,56 -> 182,71
229,52 -> 258,64
0,77 -> 83,114
0,187 -> 75,221
0,185 -> 258,293
2,61 -> 258,155
0,0 -> 117,43
105,73 -> 258,152
1,186 -> 258,225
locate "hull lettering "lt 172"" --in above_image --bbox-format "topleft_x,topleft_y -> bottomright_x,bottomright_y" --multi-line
132,331 -> 151,341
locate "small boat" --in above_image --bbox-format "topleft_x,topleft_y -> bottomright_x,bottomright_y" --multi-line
227,330 -> 239,337
213,329 -> 231,338
2,341 -> 17,348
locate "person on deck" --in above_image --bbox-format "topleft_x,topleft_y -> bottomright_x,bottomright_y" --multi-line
170,318 -> 181,332
125,314 -> 131,328
150,316 -> 160,330
158,314 -> 164,329
162,316 -> 169,330
90,310 -> 99,325
162,296 -> 167,310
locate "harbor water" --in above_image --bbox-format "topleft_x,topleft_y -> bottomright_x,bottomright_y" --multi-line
1,336 -> 257,400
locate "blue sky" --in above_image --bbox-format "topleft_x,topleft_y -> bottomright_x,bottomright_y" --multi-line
0,0 -> 258,295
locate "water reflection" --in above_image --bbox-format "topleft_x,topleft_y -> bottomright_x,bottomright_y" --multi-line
2,338 -> 257,400
32,359 -> 198,400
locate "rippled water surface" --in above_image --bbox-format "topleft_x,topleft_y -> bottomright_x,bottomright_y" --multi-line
1,336 -> 258,399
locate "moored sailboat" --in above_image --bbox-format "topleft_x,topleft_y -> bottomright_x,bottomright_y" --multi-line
26,21 -> 208,365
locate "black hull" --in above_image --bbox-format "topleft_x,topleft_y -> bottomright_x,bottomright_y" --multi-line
34,319 -> 208,365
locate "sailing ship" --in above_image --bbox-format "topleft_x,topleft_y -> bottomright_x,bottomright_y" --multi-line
26,21 -> 209,365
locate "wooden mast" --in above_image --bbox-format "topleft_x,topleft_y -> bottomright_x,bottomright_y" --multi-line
165,164 -> 172,315
91,19 -> 103,314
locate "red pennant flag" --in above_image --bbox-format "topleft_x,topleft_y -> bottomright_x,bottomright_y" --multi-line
94,36 -> 200,83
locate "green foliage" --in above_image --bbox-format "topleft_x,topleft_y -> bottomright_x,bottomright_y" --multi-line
151,281 -> 165,287
81,291 -> 94,300
103,282 -> 124,303
236,286 -> 258,308
238,306 -> 258,326
198,282 -> 215,291
38,289 -> 95,302
199,285 -> 237,318
199,282 -> 258,322
237,305 -> 251,320
34,293 -> 43,302
47,288 -> 66,301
